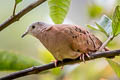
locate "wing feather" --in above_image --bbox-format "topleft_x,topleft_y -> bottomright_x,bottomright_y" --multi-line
55,25 -> 102,53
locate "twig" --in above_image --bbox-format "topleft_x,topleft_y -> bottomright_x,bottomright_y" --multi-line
0,49 -> 120,80
0,0 -> 46,31
99,35 -> 114,51
13,2 -> 17,16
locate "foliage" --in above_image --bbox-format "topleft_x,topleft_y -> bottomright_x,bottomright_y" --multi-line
0,51 -> 41,70
116,0 -> 120,6
38,48 -> 61,75
88,4 -> 103,18
87,15 -> 112,37
107,59 -> 120,78
0,0 -> 120,80
112,6 -> 120,36
87,5 -> 120,78
15,0 -> 22,5
87,6 -> 120,37
38,48 -> 55,64
48,0 -> 71,24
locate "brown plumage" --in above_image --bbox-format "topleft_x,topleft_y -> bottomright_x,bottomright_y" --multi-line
22,22 -> 103,61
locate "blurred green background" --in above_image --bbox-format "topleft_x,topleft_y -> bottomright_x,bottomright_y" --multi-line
0,0 -> 120,80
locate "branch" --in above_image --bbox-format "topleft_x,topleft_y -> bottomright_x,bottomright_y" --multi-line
99,35 -> 114,51
0,0 -> 46,31
0,50 -> 120,80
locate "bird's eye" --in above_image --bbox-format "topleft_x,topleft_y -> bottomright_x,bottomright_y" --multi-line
32,25 -> 35,29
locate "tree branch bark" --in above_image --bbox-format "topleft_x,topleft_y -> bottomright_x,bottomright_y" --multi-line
0,50 -> 120,80
0,0 -> 46,31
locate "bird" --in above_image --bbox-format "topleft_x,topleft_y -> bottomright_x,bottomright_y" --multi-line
22,22 -> 107,66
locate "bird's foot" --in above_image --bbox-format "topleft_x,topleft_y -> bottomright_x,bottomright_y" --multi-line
51,60 -> 58,67
60,66 -> 64,70
79,53 -> 91,63
51,60 -> 64,69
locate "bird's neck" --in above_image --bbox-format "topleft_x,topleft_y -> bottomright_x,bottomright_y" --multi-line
41,23 -> 51,29
36,31 -> 50,50
34,28 -> 48,44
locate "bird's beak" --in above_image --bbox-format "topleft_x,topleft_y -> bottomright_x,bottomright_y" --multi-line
21,31 -> 28,38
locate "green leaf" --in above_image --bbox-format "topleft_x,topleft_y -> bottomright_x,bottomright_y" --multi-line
112,6 -> 120,36
116,0 -> 120,6
96,15 -> 112,37
88,4 -> 103,18
38,48 -> 55,64
51,67 -> 61,75
95,22 -> 108,37
15,0 -> 22,5
48,0 -> 71,24
107,59 -> 120,78
38,48 -> 61,75
0,50 -> 41,71
87,25 -> 99,31
87,15 -> 112,37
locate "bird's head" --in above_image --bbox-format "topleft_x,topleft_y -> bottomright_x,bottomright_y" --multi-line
21,22 -> 50,38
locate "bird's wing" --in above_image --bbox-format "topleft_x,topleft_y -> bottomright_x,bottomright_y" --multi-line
55,24 -> 102,53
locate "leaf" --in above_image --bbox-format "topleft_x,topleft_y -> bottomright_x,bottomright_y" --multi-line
95,22 -> 108,37
112,6 -> 120,36
88,4 -> 103,18
48,0 -> 71,24
51,67 -> 61,75
116,0 -> 120,6
38,48 -> 61,75
87,15 -> 112,37
87,25 -> 99,31
0,50 -> 41,71
107,59 -> 120,78
38,48 -> 55,64
97,15 -> 112,36
15,0 -> 22,5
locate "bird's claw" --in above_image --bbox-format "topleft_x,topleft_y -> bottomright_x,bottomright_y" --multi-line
51,60 -> 58,67
79,53 -> 91,63
51,60 -> 64,69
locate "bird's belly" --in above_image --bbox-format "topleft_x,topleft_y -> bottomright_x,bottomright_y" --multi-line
40,30 -> 81,61
43,39 -> 80,61
50,47 -> 80,61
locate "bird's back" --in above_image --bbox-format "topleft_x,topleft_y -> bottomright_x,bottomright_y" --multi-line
53,24 -> 102,52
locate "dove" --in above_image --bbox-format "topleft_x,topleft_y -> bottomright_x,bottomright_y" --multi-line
22,22 -> 107,65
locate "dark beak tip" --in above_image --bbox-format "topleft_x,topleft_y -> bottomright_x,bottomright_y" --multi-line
21,32 -> 28,38
21,34 -> 25,38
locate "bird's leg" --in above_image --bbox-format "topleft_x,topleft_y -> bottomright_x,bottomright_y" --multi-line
79,53 -> 91,63
79,54 -> 85,63
85,53 -> 91,59
79,55 -> 82,60
51,60 -> 58,67
82,54 -> 85,63
60,61 -> 64,70
52,60 -> 64,69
